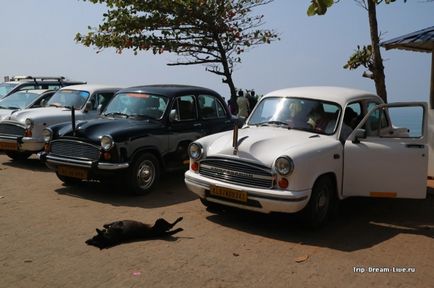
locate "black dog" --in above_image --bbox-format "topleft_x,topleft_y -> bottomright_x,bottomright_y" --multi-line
85,217 -> 183,249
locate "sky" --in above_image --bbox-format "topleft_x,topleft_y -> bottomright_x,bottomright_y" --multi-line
0,0 -> 432,102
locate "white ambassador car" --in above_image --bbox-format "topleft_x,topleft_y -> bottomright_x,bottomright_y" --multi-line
185,86 -> 428,227
0,84 -> 120,160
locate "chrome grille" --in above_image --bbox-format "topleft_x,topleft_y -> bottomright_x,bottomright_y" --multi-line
199,157 -> 274,188
50,140 -> 101,160
0,124 -> 24,136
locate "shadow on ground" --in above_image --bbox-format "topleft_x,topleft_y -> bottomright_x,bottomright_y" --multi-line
206,193 -> 434,252
1,155 -> 51,172
54,170 -> 197,208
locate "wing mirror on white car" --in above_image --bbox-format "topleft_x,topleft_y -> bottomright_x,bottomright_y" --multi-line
352,128 -> 366,144
84,101 -> 93,113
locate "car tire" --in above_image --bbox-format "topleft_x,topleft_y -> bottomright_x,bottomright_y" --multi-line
301,176 -> 335,228
128,153 -> 159,195
56,172 -> 82,185
5,151 -> 32,161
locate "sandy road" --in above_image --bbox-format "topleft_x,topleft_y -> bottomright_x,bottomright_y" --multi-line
0,153 -> 433,288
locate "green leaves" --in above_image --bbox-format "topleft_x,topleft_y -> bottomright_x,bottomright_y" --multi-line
307,0 -> 334,16
76,0 -> 279,98
343,45 -> 373,70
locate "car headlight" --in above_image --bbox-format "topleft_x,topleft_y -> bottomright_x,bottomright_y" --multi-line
42,128 -> 53,143
100,135 -> 114,151
275,156 -> 294,175
188,142 -> 203,160
25,118 -> 34,129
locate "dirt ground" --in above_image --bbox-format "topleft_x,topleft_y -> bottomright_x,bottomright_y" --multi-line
0,153 -> 433,288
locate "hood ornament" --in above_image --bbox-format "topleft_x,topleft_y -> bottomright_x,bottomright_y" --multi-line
232,125 -> 238,155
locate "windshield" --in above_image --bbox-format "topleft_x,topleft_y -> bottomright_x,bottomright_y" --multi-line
46,89 -> 90,109
0,83 -> 17,98
103,92 -> 168,119
248,97 -> 341,134
0,91 -> 40,109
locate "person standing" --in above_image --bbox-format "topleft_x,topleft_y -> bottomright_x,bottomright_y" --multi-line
236,90 -> 250,118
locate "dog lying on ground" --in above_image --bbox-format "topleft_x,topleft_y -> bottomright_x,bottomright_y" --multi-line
85,217 -> 183,249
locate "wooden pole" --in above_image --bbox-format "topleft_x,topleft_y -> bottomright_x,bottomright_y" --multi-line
431,48 -> 434,109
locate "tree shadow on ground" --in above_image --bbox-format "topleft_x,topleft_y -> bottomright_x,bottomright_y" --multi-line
54,170 -> 197,208
206,193 -> 434,252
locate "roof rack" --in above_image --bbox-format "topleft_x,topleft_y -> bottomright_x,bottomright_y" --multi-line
8,76 -> 66,82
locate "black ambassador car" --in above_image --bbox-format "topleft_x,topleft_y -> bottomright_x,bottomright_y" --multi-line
39,84 -> 236,195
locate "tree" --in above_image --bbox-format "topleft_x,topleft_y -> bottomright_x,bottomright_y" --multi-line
307,0 -> 406,103
75,0 -> 279,102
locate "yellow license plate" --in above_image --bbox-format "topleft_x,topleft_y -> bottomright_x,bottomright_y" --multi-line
0,142 -> 18,151
57,166 -> 88,180
210,186 -> 248,202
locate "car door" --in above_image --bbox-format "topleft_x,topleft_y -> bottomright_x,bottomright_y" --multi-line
168,95 -> 204,167
197,94 -> 233,134
343,102 -> 428,199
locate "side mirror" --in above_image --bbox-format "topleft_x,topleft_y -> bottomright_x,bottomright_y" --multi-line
40,99 -> 47,107
352,128 -> 366,144
169,109 -> 178,122
84,101 -> 93,113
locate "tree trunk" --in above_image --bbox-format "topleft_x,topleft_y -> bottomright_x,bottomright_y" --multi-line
367,0 -> 388,102
214,34 -> 237,103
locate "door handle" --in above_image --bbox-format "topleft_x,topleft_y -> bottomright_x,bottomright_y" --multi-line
193,123 -> 202,127
406,144 -> 425,149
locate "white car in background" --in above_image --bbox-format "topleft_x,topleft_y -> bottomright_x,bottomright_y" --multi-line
185,86 -> 428,227
0,89 -> 56,120
0,84 -> 120,160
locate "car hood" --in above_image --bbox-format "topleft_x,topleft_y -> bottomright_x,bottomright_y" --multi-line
4,107 -> 74,124
202,127 -> 336,166
60,118 -> 164,143
0,108 -> 14,119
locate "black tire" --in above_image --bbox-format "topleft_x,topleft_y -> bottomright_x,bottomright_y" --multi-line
5,151 -> 32,161
301,176 -> 335,228
56,172 -> 82,185
127,153 -> 160,195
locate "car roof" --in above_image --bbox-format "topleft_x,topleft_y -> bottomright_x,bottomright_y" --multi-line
118,84 -> 221,98
263,86 -> 382,106
58,84 -> 121,94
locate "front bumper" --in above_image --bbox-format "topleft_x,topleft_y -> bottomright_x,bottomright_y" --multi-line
0,135 -> 44,153
185,170 -> 311,214
39,152 -> 129,172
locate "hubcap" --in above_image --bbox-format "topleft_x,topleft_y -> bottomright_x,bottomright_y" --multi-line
137,160 -> 155,189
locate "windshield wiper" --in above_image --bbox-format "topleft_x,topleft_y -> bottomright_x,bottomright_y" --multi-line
256,120 -> 289,127
104,112 -> 129,118
49,103 -> 63,108
128,114 -> 156,120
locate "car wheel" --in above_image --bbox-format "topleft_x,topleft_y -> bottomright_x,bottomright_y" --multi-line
301,176 -> 334,228
128,153 -> 159,195
5,151 -> 32,161
56,172 -> 82,185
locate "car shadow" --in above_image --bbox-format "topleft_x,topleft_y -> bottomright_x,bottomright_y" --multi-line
205,193 -> 434,252
1,155 -> 51,172
54,170 -> 197,208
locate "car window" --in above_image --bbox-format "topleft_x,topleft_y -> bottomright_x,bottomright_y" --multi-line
47,89 -> 90,109
172,95 -> 197,121
0,91 -> 40,109
103,92 -> 168,119
248,97 -> 341,135
198,94 -> 227,119
90,92 -> 114,110
366,102 -> 389,136
0,83 -> 17,97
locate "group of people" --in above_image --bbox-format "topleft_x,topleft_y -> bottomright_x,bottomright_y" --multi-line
227,89 -> 258,118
